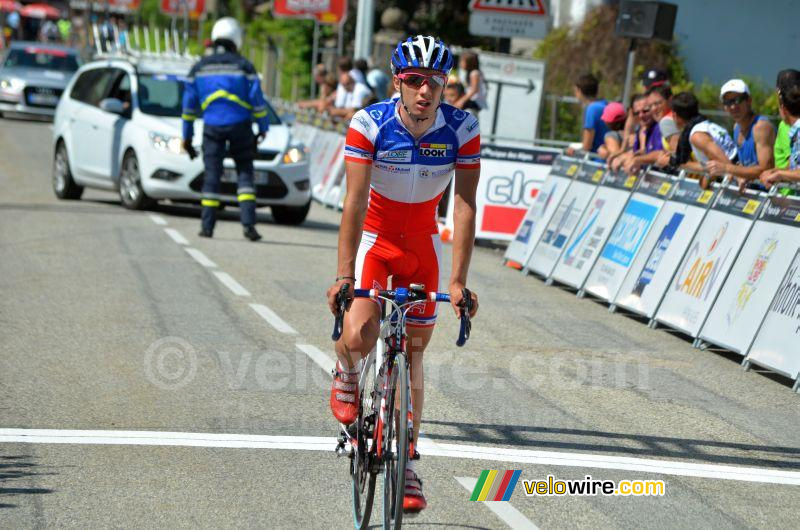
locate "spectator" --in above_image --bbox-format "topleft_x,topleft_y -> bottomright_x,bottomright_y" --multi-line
760,81 -> 800,186
647,84 -> 679,152
353,58 -> 374,96
6,10 -> 20,40
297,64 -> 331,110
621,95 -> 663,173
57,16 -> 71,44
642,67 -> 669,91
657,92 -> 738,185
773,69 -> 800,169
444,80 -> 465,106
706,79 -> 775,188
454,51 -> 487,112
328,66 -> 372,120
366,62 -> 390,101
567,73 -> 608,155
40,19 -> 59,43
598,101 -> 626,159
609,94 -> 648,170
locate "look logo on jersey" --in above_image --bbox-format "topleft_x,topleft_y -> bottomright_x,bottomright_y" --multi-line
419,143 -> 452,158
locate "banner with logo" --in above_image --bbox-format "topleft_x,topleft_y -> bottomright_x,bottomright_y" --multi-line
462,144 -> 559,241
583,171 -> 673,302
614,179 -> 716,318
160,0 -> 205,18
699,194 -> 800,354
550,168 -> 640,290
310,130 -> 345,203
504,155 -> 579,265
745,249 -> 800,380
524,160 -> 604,278
655,186 -> 766,337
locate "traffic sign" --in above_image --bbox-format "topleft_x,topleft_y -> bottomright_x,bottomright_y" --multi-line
160,0 -> 205,18
468,0 -> 550,39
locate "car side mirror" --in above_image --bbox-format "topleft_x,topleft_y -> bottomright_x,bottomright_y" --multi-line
99,98 -> 126,115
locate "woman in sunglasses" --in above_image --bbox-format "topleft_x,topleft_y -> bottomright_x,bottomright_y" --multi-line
326,35 -> 481,514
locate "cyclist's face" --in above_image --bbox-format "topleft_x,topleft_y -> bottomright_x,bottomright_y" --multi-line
394,67 -> 445,119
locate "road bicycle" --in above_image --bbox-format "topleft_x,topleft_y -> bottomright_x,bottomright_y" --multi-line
332,283 -> 472,529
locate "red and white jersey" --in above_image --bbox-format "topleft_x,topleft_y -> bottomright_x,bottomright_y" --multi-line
344,99 -> 481,236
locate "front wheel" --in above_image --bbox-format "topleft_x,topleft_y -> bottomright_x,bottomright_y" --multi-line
352,351 -> 378,529
271,201 -> 311,225
119,151 -> 154,210
383,355 -> 409,530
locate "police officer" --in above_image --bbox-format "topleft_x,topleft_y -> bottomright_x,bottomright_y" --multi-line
181,17 -> 269,241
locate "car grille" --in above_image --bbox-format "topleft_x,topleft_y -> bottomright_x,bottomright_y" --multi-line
23,86 -> 63,108
190,171 -> 289,199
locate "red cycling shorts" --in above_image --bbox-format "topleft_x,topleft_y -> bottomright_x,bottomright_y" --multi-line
355,231 -> 442,328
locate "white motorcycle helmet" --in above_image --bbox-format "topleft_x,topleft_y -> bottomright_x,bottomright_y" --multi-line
211,17 -> 243,51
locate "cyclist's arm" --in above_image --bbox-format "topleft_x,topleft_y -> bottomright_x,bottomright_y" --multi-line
449,166 -> 480,318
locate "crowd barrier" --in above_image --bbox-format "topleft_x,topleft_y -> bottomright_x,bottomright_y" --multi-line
271,99 -> 800,393
504,154 -> 800,393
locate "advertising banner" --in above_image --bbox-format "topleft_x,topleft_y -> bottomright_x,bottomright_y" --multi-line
504,155 -> 578,265
550,169 -> 640,290
466,144 -> 558,241
583,171 -> 674,302
655,186 -> 765,337
700,194 -> 800,354
273,0 -> 348,24
614,178 -> 716,318
310,131 -> 344,202
746,249 -> 800,381
160,0 -> 205,18
524,160 -> 604,278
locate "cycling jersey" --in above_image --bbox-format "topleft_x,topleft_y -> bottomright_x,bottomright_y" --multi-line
344,98 -> 481,326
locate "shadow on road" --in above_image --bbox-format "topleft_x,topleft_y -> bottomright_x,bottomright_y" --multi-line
0,454 -> 55,509
423,420 -> 800,470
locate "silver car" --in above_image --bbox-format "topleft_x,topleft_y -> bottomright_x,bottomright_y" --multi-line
0,41 -> 81,118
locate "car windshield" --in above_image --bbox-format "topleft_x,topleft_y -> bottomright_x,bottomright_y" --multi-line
3,47 -> 80,72
137,73 -> 281,124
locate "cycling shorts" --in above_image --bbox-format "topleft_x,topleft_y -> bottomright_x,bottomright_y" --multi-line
355,230 -> 442,327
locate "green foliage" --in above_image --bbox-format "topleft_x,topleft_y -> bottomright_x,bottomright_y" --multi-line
246,15 -> 314,100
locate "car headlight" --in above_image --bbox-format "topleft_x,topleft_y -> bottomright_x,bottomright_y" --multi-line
149,132 -> 185,155
0,78 -> 24,92
283,146 -> 305,164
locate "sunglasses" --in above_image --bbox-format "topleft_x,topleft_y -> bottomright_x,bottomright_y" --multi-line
397,72 -> 447,88
635,107 -> 651,115
722,94 -> 747,106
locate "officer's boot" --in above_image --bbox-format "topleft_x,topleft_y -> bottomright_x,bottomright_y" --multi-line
199,203 -> 216,237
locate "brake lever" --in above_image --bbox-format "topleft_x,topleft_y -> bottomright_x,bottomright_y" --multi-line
456,287 -> 473,347
331,283 -> 350,341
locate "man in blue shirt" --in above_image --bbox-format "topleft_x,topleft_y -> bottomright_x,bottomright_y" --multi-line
568,73 -> 607,155
182,17 -> 270,241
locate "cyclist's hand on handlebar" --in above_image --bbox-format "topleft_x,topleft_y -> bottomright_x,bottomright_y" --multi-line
449,282 -> 478,318
326,279 -> 354,315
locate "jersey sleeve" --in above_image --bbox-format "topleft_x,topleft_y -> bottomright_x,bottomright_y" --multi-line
344,109 -> 378,165
181,65 -> 200,140
455,113 -> 481,169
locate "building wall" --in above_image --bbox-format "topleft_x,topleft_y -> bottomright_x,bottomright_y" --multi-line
666,0 -> 797,86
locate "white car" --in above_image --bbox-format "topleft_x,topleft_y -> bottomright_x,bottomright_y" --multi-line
51,54 -> 311,224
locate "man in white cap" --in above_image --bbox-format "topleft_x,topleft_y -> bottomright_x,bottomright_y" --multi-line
706,79 -> 775,189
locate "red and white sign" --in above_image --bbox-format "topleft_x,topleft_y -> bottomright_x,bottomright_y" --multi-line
160,0 -> 205,18
468,0 -> 549,39
273,0 -> 347,25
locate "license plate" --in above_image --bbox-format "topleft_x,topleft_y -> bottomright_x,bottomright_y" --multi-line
27,93 -> 58,106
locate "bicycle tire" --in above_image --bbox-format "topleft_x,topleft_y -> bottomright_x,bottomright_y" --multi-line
352,353 -> 378,529
382,354 -> 409,529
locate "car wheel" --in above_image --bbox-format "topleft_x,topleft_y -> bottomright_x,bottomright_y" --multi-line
119,151 -> 154,210
53,141 -> 83,200
271,201 -> 311,225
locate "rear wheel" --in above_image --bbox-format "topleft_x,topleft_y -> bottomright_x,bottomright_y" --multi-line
382,355 -> 409,530
52,141 -> 83,200
119,151 -> 153,210
271,200 -> 311,225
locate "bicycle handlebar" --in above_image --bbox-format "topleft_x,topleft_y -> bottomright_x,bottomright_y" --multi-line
331,284 -> 472,346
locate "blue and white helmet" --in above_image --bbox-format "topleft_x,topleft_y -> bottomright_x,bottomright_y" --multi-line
391,35 -> 454,76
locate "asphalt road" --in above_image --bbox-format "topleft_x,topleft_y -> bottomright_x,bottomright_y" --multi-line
1,117 -> 799,529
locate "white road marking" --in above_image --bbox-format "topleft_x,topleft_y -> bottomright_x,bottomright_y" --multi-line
185,247 -> 217,268
455,476 -> 539,530
250,303 -> 297,334
296,343 -> 336,374
148,214 -> 168,226
212,271 -> 251,297
3,429 -> 800,486
164,228 -> 189,245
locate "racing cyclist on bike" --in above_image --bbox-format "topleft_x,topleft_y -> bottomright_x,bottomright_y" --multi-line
326,35 -> 480,513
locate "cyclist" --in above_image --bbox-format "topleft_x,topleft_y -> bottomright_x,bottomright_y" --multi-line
326,35 -> 480,513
